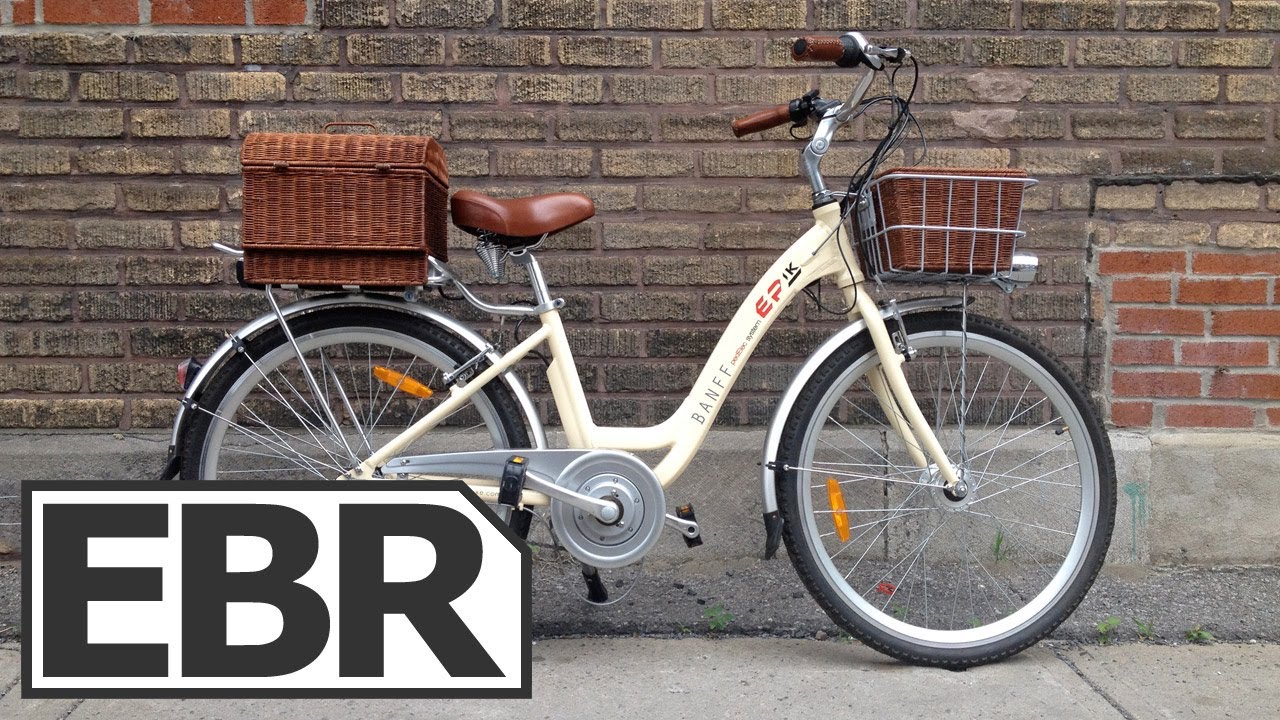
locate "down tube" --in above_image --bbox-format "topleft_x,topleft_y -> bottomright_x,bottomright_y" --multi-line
647,202 -> 855,484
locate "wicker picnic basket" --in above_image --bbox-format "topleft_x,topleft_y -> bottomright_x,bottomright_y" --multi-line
855,167 -> 1035,281
240,126 -> 449,287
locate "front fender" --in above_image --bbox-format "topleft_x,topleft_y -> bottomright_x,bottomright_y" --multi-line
759,296 -> 964,558
156,293 -> 546,479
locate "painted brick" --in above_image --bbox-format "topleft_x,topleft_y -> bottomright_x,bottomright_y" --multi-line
1110,278 -> 1172,303
1112,338 -> 1175,365
1165,404 -> 1255,428
1110,401 -> 1154,426
254,0 -> 309,24
1193,251 -> 1280,276
1209,373 -> 1280,400
1115,307 -> 1204,335
1213,310 -> 1280,336
1181,341 -> 1271,367
1111,371 -> 1202,397
152,0 -> 245,24
44,0 -> 138,23
1178,278 -> 1269,305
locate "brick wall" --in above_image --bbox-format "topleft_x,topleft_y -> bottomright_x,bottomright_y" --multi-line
0,1 -> 1277,431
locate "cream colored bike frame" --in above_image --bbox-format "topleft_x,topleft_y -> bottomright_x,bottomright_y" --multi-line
349,201 -> 960,500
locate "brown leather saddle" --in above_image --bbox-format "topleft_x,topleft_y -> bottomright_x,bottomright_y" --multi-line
450,190 -> 595,248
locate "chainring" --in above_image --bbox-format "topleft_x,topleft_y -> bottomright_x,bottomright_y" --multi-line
548,450 -> 665,569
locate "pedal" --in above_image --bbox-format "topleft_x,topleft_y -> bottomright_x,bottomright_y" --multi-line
676,504 -> 703,548
498,455 -> 527,507
581,565 -> 609,604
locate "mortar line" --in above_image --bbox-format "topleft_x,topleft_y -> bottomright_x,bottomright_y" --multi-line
1052,648 -> 1138,720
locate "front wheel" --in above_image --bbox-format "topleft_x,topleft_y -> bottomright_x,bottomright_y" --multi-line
777,311 -> 1114,667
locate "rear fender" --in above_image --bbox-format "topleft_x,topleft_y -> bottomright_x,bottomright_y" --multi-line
156,293 -> 547,479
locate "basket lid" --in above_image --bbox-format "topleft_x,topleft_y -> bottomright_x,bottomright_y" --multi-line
241,132 -> 448,186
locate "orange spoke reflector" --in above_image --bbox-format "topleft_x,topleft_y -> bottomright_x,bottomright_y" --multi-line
372,366 -> 434,399
826,477 -> 850,543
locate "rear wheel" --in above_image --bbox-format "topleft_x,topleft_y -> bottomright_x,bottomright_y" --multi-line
777,311 -> 1114,667
180,308 -> 532,519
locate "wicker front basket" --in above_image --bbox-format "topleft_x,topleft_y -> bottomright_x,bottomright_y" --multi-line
241,129 -> 449,287
857,167 -> 1033,281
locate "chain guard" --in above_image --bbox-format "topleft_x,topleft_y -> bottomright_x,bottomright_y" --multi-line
549,451 -> 665,569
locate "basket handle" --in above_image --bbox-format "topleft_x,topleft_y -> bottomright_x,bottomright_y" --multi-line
323,122 -> 378,134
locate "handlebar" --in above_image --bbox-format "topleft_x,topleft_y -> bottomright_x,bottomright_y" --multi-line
731,104 -> 793,138
732,33 -> 910,136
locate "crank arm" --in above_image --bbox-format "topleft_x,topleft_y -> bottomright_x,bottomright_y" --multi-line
664,513 -> 701,542
522,473 -> 620,524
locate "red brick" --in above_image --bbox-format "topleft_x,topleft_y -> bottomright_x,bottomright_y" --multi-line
1213,310 -> 1280,336
254,0 -> 307,24
1111,278 -> 1171,303
1181,341 -> 1271,367
1111,338 -> 1174,365
1193,251 -> 1280,276
151,0 -> 245,24
1165,404 -> 1255,428
1268,408 -> 1280,426
1210,373 -> 1280,399
1110,401 -> 1153,427
1116,308 -> 1205,335
12,0 -> 35,23
1098,250 -> 1185,275
1178,278 -> 1269,305
44,0 -> 139,23
1112,371 -> 1202,398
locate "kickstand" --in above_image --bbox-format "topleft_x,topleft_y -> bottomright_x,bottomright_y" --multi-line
581,564 -> 609,604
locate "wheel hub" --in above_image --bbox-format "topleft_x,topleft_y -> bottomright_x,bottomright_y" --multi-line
923,464 -> 976,510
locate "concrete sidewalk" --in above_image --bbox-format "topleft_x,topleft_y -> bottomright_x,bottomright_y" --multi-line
2,639 -> 1276,719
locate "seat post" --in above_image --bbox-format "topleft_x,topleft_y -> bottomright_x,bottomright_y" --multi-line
510,247 -> 557,311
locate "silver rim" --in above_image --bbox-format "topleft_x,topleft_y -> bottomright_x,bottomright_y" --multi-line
795,328 -> 1099,649
196,325 -> 514,480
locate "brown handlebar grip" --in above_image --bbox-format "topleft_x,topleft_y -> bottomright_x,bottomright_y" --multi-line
792,36 -> 846,62
731,104 -> 792,138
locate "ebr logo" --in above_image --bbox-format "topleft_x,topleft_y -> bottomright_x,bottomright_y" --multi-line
23,481 -> 530,698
